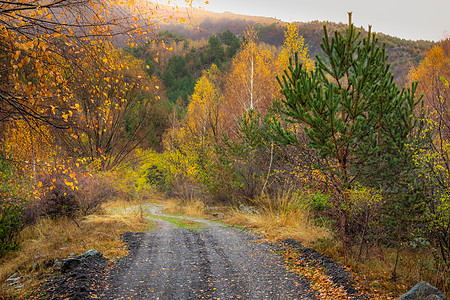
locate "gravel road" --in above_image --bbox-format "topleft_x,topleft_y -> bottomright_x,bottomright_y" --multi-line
42,204 -> 367,299
101,205 -> 316,299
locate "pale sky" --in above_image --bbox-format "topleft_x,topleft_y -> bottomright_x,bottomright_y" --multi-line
199,0 -> 450,41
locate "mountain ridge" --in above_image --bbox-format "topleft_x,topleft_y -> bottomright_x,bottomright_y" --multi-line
149,4 -> 434,81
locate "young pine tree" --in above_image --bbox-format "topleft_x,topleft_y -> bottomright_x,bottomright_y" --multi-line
275,13 -> 423,243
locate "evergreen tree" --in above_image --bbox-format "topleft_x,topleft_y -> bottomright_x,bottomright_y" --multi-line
275,13 -> 423,242
207,35 -> 225,67
219,30 -> 241,58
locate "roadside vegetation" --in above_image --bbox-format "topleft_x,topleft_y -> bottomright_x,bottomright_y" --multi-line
1,1 -> 449,299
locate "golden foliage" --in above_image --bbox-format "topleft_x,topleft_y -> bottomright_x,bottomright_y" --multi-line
409,40 -> 450,118
1,120 -> 54,166
185,64 -> 223,142
223,26 -> 278,131
55,42 -> 164,170
277,23 -> 314,72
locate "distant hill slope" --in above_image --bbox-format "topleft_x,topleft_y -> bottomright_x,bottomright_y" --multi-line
153,6 -> 434,82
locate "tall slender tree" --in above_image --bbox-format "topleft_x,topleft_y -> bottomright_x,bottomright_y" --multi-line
224,27 -> 277,133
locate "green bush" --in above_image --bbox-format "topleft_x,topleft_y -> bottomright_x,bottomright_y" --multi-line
308,192 -> 332,213
306,192 -> 334,228
0,200 -> 23,255
0,154 -> 25,257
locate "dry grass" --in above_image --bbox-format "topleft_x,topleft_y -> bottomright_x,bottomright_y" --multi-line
226,209 -> 331,245
225,192 -> 331,246
319,242 -> 450,298
0,199 -> 150,299
222,192 -> 449,298
163,192 -> 330,246
164,198 -> 207,217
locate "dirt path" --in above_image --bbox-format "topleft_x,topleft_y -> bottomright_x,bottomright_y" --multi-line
101,204 -> 316,299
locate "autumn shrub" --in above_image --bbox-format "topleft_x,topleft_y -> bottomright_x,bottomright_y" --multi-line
150,145 -> 207,201
75,174 -> 117,216
142,165 -> 166,189
411,131 -> 450,269
26,166 -> 83,221
345,185 -> 386,259
170,174 -> 204,202
131,150 -> 172,196
308,192 -> 332,214
423,192 -> 450,269
209,108 -> 325,205
37,177 -> 79,220
411,140 -> 450,283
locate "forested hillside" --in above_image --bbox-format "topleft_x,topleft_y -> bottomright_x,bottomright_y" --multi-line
1,1 -> 448,299
159,11 -> 433,81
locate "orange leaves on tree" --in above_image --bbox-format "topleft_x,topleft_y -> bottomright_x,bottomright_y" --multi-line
277,23 -> 314,73
2,119 -> 55,170
56,41 -> 163,170
223,26 -> 278,132
409,39 -> 450,115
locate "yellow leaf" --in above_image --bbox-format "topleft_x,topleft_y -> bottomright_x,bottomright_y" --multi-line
14,50 -> 21,60
154,57 -> 159,63
155,85 -> 159,89
46,14 -> 52,20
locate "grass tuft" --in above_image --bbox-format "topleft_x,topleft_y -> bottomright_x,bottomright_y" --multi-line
164,198 -> 207,217
225,191 -> 331,246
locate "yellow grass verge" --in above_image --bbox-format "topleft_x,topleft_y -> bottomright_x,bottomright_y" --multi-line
225,192 -> 331,246
225,208 -> 331,246
0,200 -> 150,299
164,198 -> 207,217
